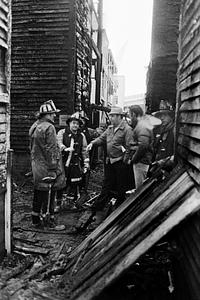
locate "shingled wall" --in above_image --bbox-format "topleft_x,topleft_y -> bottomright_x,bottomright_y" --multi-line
146,0 -> 181,112
11,0 -> 93,175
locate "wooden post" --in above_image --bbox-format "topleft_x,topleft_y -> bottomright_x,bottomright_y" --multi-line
5,149 -> 13,254
95,0 -> 103,109
5,0 -> 12,255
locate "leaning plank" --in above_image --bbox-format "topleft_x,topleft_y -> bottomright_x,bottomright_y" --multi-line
73,188 -> 200,300
74,172 -> 194,279
70,178 -> 157,259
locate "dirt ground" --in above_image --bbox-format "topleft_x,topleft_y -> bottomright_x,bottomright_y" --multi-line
0,163 -> 178,300
0,164 -> 104,300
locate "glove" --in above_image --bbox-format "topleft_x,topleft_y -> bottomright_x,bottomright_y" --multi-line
64,147 -> 74,152
86,143 -> 93,152
47,171 -> 57,179
83,163 -> 90,173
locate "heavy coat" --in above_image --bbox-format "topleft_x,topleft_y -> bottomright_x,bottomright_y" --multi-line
29,118 -> 65,191
131,117 -> 154,165
57,128 -> 88,183
92,120 -> 133,164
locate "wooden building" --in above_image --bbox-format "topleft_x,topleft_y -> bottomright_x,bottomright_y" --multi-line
0,0 -> 11,258
174,0 -> 200,298
146,0 -> 181,112
11,0 -> 101,174
62,1 -> 200,298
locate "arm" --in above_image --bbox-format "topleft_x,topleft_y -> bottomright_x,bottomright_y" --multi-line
57,129 -> 66,151
87,129 -> 107,151
123,126 -> 134,163
131,127 -> 152,164
45,125 -> 60,171
92,129 -> 107,146
81,133 -> 89,165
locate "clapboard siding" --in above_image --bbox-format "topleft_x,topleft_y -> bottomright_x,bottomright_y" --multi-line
0,0 -> 11,258
177,0 -> 200,184
174,213 -> 200,300
11,0 -> 76,151
11,0 -> 93,154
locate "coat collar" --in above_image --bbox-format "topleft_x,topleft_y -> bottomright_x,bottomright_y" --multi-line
108,120 -> 127,131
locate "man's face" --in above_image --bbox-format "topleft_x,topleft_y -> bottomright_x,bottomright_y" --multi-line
110,114 -> 121,126
69,120 -> 80,132
159,114 -> 172,127
48,113 -> 56,122
131,112 -> 137,128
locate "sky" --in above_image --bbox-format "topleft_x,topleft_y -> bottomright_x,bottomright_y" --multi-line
103,0 -> 154,96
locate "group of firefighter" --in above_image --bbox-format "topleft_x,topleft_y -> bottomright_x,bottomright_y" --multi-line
29,99 -> 175,231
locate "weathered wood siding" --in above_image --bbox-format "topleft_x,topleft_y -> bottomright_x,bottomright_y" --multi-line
177,0 -> 200,184
146,0 -> 181,112
75,0 -> 92,115
11,0 -> 76,152
173,213 -> 200,300
0,0 -> 11,258
11,0 -> 93,165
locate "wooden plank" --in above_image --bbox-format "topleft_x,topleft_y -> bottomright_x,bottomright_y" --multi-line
179,123 -> 200,140
177,144 -> 200,170
0,191 -> 5,257
181,21 -> 200,63
179,70 -> 200,92
0,0 -> 8,14
0,93 -> 8,104
69,178 -> 157,259
181,81 -> 200,102
179,111 -> 200,124
181,0 -> 199,39
73,188 -> 200,300
179,55 -> 200,82
178,133 -> 200,155
179,98 -> 200,111
73,172 -> 194,280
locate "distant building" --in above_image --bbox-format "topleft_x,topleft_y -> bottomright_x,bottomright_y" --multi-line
113,75 -> 125,108
123,93 -> 145,113
99,29 -> 117,122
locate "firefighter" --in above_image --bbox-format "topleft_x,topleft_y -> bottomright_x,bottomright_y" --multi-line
56,112 -> 89,209
150,108 -> 175,174
29,100 -> 65,230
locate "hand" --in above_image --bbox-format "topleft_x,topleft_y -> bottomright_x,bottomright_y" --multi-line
83,162 -> 90,173
47,171 -> 57,179
123,155 -> 131,165
87,143 -> 93,151
64,147 -> 74,152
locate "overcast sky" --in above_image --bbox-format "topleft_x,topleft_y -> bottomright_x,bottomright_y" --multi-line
103,0 -> 153,96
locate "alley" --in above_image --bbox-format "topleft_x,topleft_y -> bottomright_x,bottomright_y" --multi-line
0,166 -> 103,299
1,0 -> 200,299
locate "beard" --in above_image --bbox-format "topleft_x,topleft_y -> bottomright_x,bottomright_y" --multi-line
131,118 -> 138,129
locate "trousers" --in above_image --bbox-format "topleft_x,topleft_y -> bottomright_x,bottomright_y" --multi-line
133,162 -> 149,189
93,160 -> 128,211
32,189 -> 56,224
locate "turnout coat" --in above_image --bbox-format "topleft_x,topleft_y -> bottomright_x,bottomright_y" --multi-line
57,127 -> 88,183
29,118 -> 65,191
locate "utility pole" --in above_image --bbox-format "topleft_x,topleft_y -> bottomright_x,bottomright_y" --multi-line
93,0 -> 103,127
95,0 -> 103,106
